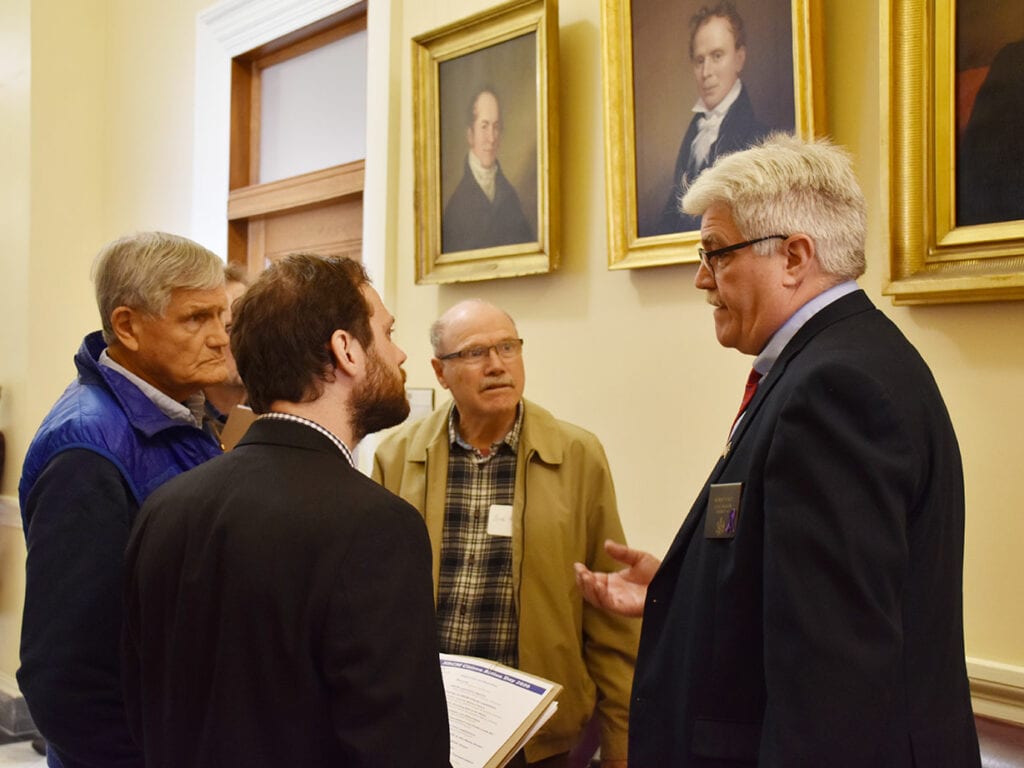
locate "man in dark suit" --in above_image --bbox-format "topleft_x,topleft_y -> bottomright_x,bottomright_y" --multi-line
442,87 -> 534,253
122,254 -> 451,767
650,1 -> 768,236
577,134 -> 981,766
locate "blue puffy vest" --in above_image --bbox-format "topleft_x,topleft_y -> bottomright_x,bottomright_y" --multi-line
19,331 -> 222,517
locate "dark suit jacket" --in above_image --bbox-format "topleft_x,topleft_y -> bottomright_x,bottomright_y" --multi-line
122,418 -> 451,768
442,158 -> 533,253
629,291 -> 980,767
650,86 -> 768,236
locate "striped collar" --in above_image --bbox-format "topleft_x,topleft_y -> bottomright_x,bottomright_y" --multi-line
257,412 -> 353,467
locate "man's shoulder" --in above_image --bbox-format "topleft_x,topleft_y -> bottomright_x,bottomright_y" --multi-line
26,378 -> 130,463
719,85 -> 769,146
377,407 -> 448,454
445,164 -> 486,210
521,400 -> 608,464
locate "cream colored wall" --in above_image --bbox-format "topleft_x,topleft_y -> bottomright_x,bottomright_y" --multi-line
0,0 -> 1020,712
0,0 -> 210,679
0,0 -> 33,689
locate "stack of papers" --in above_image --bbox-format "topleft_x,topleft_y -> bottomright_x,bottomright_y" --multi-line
440,654 -> 562,768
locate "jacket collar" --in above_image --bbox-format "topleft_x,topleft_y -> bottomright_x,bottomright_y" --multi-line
76,331 -> 201,439
725,289 -> 875,452
406,398 -> 565,465
236,416 -> 353,463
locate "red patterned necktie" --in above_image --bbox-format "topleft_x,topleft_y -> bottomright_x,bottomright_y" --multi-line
730,368 -> 763,434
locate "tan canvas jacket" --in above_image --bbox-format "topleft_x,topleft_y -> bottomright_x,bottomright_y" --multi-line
373,399 -> 639,762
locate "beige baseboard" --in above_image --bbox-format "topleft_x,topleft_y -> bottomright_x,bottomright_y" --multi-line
969,657 -> 1024,725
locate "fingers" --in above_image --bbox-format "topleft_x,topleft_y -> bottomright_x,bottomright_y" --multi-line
574,562 -> 602,608
604,539 -> 645,567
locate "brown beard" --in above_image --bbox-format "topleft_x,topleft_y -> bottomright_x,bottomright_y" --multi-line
350,345 -> 410,443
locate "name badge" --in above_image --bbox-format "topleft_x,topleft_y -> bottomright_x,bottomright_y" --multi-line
487,504 -> 513,537
705,482 -> 743,539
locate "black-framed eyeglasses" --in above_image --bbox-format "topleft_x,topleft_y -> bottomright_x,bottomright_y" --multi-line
697,234 -> 788,274
438,338 -> 524,364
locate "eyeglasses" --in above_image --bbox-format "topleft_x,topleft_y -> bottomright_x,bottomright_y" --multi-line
697,234 -> 788,275
437,338 -> 524,364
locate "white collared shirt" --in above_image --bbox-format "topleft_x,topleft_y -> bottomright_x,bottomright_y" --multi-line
728,281 -> 859,437
690,79 -> 744,169
753,280 -> 861,379
468,151 -> 498,202
99,350 -> 206,428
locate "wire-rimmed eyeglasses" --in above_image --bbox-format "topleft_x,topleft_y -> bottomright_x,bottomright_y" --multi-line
437,338 -> 524,365
697,234 -> 788,275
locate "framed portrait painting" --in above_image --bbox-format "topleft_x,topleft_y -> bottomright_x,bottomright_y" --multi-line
412,0 -> 559,284
885,0 -> 1024,304
602,0 -> 824,269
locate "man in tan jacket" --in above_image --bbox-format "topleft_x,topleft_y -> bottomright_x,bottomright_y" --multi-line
373,299 -> 638,768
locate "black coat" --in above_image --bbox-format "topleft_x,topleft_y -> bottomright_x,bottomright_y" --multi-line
629,291 -> 980,767
442,158 -> 533,253
650,86 -> 768,236
122,418 -> 451,768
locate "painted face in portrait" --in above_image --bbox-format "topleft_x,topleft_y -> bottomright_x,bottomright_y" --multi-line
691,15 -> 746,111
467,90 -> 502,169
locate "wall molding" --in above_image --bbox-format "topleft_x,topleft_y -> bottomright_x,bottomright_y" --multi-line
969,657 -> 1024,725
199,0 -> 353,57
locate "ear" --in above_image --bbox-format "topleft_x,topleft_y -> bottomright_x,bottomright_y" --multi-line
329,330 -> 365,379
431,357 -> 450,390
736,45 -> 746,73
109,306 -> 143,351
780,234 -> 817,287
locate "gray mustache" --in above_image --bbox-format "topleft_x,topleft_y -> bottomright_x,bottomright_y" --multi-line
479,377 -> 513,391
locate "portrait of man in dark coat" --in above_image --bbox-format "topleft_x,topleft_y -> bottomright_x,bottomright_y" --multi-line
650,1 -> 769,235
442,86 -> 534,253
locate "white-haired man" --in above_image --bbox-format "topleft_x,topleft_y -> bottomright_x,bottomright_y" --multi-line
577,134 -> 981,766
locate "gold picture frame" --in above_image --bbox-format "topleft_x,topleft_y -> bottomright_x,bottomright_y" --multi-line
412,0 -> 559,284
602,0 -> 824,270
885,0 -> 1024,305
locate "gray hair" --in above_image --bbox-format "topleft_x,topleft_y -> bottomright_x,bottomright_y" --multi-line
224,262 -> 250,287
92,231 -> 226,344
682,133 -> 867,281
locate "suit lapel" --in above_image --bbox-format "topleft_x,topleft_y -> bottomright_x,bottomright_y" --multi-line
725,290 -> 875,453
657,291 -> 875,573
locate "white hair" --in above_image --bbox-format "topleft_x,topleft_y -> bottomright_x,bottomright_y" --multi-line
682,133 -> 867,280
